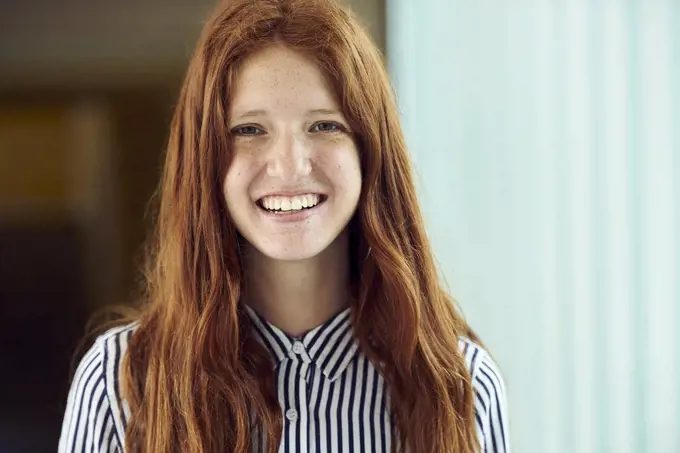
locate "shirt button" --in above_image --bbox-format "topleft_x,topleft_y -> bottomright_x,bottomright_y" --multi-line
292,341 -> 305,355
285,408 -> 298,422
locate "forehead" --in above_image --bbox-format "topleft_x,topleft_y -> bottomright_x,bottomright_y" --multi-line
229,45 -> 340,114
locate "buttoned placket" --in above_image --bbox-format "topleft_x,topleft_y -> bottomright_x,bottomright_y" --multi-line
281,338 -> 314,451
243,304 -> 361,452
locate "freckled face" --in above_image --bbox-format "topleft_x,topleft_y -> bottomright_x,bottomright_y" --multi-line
223,45 -> 362,261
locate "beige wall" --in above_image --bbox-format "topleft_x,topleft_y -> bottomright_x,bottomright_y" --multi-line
0,107 -> 71,214
0,0 -> 385,89
345,0 -> 385,53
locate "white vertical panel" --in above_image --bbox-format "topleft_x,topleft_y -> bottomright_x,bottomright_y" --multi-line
638,2 -> 678,452
565,2 -> 596,452
531,3 -> 562,451
387,1 -> 680,452
601,2 -> 635,452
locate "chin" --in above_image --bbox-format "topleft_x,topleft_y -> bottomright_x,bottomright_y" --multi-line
252,236 -> 331,261
244,228 -> 347,262
262,249 -> 322,262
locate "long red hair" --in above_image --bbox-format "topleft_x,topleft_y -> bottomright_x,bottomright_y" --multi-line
120,0 -> 481,451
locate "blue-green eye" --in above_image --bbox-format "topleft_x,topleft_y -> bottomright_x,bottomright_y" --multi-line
231,125 -> 264,136
310,122 -> 344,133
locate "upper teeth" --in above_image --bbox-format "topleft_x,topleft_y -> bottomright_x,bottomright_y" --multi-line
260,194 -> 321,211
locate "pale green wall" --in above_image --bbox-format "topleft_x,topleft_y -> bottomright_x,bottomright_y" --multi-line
387,1 -> 680,452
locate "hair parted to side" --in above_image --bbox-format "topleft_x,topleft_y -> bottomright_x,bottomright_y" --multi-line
118,0 -> 482,451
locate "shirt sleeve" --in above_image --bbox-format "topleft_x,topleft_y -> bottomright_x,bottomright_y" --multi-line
58,339 -> 121,453
472,349 -> 510,453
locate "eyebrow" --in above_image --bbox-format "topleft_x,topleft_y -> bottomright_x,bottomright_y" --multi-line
230,108 -> 343,120
305,108 -> 343,116
231,109 -> 267,120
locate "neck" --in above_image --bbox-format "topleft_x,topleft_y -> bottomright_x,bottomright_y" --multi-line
243,231 -> 351,337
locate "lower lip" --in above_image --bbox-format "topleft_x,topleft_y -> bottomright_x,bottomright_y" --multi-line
257,200 -> 326,223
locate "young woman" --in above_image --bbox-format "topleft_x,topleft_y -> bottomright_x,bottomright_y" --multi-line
58,0 -> 510,452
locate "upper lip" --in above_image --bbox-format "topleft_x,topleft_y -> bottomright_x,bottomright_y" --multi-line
255,190 -> 326,200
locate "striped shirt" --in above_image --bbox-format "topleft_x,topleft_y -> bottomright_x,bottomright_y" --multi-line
59,306 -> 510,452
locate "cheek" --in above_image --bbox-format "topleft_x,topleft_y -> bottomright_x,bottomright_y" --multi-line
322,144 -> 362,190
223,157 -> 251,204
338,143 -> 361,175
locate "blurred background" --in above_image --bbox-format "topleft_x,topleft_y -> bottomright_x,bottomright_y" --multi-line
0,0 -> 677,452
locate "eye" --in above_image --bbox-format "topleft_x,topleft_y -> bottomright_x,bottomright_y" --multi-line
231,125 -> 265,136
310,121 -> 345,133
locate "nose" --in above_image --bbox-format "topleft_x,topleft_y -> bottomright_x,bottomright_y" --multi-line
266,130 -> 312,179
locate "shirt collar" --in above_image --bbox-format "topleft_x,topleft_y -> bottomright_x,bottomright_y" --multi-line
244,304 -> 360,382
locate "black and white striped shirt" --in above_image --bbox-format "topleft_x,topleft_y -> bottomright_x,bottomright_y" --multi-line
59,306 -> 510,452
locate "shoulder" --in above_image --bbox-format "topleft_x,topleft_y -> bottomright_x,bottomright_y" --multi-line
96,323 -> 138,379
58,323 -> 137,453
458,337 -> 511,453
458,337 -> 502,384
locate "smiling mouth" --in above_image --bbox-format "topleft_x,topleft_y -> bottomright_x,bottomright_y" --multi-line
256,194 -> 328,214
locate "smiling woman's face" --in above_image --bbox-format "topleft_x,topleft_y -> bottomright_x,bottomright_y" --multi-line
223,45 -> 362,262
